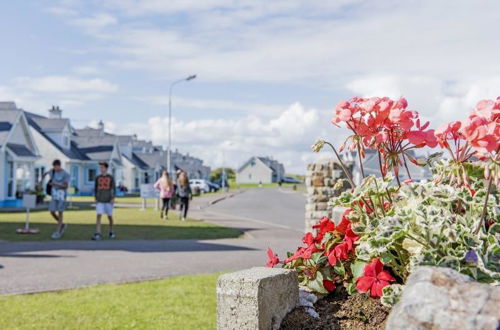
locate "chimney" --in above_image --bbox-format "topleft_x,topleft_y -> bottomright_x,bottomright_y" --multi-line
48,105 -> 62,119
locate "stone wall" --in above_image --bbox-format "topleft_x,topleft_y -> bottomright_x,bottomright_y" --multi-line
305,158 -> 353,232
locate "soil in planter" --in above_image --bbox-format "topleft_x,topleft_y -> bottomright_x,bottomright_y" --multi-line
280,288 -> 390,330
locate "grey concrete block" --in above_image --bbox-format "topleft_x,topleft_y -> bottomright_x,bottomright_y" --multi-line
386,266 -> 500,330
217,267 -> 299,330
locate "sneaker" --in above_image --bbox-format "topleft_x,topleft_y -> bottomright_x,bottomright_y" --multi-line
51,231 -> 61,239
91,233 -> 103,241
59,223 -> 67,235
109,232 -> 116,239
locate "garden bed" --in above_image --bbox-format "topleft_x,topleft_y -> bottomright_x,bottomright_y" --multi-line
280,288 -> 389,330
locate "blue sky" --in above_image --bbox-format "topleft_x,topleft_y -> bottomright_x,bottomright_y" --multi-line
1,1 -> 499,172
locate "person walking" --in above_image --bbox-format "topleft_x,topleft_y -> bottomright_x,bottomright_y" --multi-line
92,162 -> 116,240
154,171 -> 174,219
176,171 -> 192,221
44,159 -> 70,239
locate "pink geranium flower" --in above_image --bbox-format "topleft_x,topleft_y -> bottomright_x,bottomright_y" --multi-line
266,248 -> 279,268
356,258 -> 395,298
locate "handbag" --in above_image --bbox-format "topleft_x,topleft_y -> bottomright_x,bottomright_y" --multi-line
45,170 -> 54,196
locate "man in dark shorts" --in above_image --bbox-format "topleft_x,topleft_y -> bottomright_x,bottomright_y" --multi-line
92,161 -> 116,240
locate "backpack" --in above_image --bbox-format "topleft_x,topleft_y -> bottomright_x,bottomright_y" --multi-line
45,170 -> 55,196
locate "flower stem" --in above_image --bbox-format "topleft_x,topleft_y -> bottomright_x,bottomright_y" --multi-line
324,142 -> 356,188
357,145 -> 366,178
377,151 -> 385,178
401,153 -> 412,180
474,175 -> 493,235
394,168 -> 401,187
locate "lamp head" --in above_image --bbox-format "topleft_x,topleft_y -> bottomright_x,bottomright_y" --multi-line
186,75 -> 197,81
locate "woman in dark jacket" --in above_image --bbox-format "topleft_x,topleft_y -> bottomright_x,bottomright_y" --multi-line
176,171 -> 192,221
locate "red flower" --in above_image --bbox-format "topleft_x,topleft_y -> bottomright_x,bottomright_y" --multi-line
284,244 -> 319,264
323,280 -> 336,292
266,248 -> 279,268
356,258 -> 395,298
302,232 -> 315,246
326,241 -> 350,266
313,217 -> 336,239
335,209 -> 352,235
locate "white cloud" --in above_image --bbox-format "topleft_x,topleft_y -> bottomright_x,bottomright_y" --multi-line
71,13 -> 117,30
149,96 -> 287,117
346,74 -> 500,127
99,102 -> 334,173
0,75 -> 119,113
15,76 -> 118,93
73,65 -> 101,75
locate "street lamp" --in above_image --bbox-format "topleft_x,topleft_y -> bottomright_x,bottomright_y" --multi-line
167,74 -> 196,176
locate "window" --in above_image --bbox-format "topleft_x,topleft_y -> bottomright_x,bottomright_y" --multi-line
144,172 -> 149,184
87,168 -> 96,182
70,166 -> 79,188
7,161 -> 14,198
35,166 -> 46,183
63,134 -> 69,148
249,174 -> 252,179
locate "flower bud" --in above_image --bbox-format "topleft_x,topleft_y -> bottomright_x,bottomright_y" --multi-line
311,140 -> 326,153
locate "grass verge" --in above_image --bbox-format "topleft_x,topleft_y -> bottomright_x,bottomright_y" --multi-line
0,207 -> 241,241
0,273 -> 220,330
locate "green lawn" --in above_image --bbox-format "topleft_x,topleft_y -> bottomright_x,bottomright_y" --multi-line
0,207 -> 241,241
68,191 -> 222,204
0,273 -> 220,330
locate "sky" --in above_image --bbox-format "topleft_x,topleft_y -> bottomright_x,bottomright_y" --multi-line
0,1 -> 499,173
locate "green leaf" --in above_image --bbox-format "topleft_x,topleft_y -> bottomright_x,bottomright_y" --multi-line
351,260 -> 367,279
333,262 -> 345,277
346,282 -> 357,295
307,272 -> 328,294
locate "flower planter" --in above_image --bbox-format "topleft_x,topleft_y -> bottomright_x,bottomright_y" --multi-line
265,96 -> 499,329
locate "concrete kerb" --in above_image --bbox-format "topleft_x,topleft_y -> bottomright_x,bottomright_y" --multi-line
217,267 -> 299,330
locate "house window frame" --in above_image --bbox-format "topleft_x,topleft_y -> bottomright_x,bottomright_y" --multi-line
86,168 -> 97,183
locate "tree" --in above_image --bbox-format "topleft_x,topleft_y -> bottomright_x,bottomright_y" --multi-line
210,167 -> 235,182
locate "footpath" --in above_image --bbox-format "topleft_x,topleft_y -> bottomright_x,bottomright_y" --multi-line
0,189 -> 303,295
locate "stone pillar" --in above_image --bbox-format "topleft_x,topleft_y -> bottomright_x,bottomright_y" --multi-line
305,159 -> 352,232
217,267 -> 299,330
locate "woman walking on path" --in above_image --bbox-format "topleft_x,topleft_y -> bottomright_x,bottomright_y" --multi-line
176,171 -> 192,221
154,171 -> 174,219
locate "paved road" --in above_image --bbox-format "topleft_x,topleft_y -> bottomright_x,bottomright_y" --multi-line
0,188 -> 305,295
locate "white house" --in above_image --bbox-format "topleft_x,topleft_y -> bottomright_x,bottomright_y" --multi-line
71,133 -> 124,194
74,126 -> 152,193
24,108 -> 125,196
0,102 -> 39,207
26,107 -> 96,195
236,156 -> 285,184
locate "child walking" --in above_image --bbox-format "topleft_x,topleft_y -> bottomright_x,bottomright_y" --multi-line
92,162 -> 116,240
154,171 -> 174,219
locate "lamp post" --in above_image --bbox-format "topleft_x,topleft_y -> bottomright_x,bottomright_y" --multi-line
221,141 -> 233,191
167,74 -> 196,176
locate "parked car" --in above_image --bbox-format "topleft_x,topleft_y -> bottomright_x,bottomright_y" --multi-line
282,176 -> 302,184
206,181 -> 220,192
189,179 -> 210,193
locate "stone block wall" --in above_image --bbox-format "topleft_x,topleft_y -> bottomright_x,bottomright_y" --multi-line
305,158 -> 353,232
